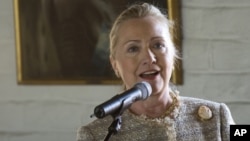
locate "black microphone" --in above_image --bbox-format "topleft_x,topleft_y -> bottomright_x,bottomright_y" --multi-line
93,81 -> 152,119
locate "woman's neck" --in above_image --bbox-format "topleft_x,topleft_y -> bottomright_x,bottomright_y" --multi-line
129,89 -> 173,118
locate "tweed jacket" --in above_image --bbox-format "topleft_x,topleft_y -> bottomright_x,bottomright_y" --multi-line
77,96 -> 235,141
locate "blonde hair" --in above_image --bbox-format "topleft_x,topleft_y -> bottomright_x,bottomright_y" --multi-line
109,3 -> 178,60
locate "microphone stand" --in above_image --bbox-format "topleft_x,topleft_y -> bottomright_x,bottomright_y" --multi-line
104,115 -> 122,141
104,98 -> 130,141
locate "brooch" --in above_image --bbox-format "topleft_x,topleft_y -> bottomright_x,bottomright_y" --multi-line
198,105 -> 212,120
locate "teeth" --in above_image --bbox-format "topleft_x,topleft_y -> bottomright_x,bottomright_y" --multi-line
143,71 -> 157,75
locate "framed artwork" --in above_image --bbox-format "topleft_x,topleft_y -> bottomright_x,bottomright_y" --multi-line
13,0 -> 183,85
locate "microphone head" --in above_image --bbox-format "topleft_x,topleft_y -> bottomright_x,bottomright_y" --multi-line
135,81 -> 152,99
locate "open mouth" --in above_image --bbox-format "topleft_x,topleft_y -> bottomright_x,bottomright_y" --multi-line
139,70 -> 159,79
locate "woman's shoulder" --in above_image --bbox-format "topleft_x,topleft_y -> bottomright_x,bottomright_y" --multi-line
178,96 -> 233,121
173,96 -> 233,140
179,96 -> 227,108
170,88 -> 226,111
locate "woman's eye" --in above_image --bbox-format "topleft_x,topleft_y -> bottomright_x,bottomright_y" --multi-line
127,46 -> 139,53
153,43 -> 165,50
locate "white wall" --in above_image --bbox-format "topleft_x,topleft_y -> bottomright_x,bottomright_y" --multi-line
0,0 -> 249,141
179,0 -> 250,123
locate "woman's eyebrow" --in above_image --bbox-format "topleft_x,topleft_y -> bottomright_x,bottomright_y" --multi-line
151,36 -> 164,41
123,40 -> 140,46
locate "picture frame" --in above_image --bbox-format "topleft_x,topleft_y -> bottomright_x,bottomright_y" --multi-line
13,0 -> 183,85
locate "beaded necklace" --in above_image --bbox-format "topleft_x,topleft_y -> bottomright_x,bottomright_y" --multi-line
160,91 -> 180,118
128,90 -> 180,120
127,91 -> 180,141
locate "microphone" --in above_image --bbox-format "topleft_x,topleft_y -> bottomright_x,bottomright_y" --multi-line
93,81 -> 152,119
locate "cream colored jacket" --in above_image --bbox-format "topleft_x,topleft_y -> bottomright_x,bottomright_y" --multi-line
77,96 -> 235,141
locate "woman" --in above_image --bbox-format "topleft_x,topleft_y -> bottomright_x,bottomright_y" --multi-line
77,3 -> 235,141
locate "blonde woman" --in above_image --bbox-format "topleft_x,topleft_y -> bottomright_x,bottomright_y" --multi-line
77,3 -> 235,141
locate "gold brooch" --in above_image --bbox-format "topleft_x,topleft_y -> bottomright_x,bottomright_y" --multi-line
198,105 -> 212,120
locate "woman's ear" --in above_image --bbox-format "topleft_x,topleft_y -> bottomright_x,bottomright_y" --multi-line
110,56 -> 120,78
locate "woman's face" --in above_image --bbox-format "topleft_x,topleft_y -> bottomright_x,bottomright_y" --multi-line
110,16 -> 175,95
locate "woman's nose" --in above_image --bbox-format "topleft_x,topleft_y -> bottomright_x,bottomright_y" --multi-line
142,49 -> 156,65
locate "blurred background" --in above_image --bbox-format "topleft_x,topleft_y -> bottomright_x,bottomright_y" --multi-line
1,0 -> 250,141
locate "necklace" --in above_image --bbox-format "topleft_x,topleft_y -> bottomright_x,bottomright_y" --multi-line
160,91 -> 180,118
128,90 -> 180,120
126,90 -> 180,141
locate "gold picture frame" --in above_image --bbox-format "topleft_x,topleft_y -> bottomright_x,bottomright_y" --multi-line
13,0 -> 183,85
